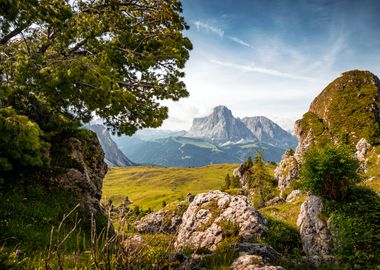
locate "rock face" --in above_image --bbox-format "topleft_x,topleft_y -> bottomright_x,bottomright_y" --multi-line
274,150 -> 300,194
85,124 -> 135,166
187,106 -> 257,143
297,195 -> 333,256
51,133 -> 107,212
174,190 -> 268,251
241,116 -> 297,148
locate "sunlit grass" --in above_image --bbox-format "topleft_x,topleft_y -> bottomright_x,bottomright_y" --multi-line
102,164 -> 239,210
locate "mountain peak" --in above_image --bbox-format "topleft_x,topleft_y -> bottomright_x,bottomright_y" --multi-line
187,106 -> 256,143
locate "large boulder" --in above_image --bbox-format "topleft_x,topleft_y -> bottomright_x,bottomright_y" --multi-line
233,164 -> 251,189
297,195 -> 333,256
174,190 -> 268,251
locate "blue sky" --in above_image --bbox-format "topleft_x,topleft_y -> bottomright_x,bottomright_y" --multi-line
161,0 -> 380,131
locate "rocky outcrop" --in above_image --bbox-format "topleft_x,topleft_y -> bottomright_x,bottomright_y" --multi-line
293,70 -> 380,159
297,195 -> 333,256
134,202 -> 189,233
274,150 -> 300,194
51,134 -> 107,212
286,190 -> 305,203
174,190 -> 268,251
233,164 -> 251,189
355,138 -> 371,173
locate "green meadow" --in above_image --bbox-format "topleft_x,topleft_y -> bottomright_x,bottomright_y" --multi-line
102,164 -> 239,210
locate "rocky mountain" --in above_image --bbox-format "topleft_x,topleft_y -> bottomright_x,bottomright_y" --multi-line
85,124 -> 135,167
110,106 -> 296,166
275,70 -> 380,192
187,106 -> 257,143
241,116 -> 297,148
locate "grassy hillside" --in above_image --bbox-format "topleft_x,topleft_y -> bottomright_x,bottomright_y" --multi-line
102,164 -> 239,210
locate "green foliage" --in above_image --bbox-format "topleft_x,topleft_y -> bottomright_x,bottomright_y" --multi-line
0,107 -> 50,172
300,144 -> 360,201
300,70 -> 380,146
263,218 -> 303,256
324,187 -> 380,269
231,175 -> 241,188
223,174 -> 231,190
0,0 -> 192,173
250,152 -> 277,207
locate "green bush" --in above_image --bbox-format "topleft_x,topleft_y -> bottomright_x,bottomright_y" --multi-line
325,187 -> 380,269
300,144 -> 360,201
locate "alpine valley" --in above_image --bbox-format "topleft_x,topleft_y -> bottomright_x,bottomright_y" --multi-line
110,106 -> 297,167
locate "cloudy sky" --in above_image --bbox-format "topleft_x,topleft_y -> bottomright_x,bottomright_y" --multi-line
160,0 -> 380,131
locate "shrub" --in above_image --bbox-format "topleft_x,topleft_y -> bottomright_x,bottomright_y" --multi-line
300,144 -> 360,201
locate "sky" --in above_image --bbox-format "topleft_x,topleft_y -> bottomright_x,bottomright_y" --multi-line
159,0 -> 380,131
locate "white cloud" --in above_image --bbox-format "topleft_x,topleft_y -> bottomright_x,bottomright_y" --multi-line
193,21 -> 224,37
228,36 -> 253,48
210,59 -> 325,82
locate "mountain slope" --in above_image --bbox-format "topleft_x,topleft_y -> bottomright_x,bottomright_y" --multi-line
241,116 -> 297,148
85,124 -> 135,166
187,106 -> 257,143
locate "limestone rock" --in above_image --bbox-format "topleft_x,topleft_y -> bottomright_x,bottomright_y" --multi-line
233,243 -> 281,264
233,164 -> 251,189
264,197 -> 284,207
286,190 -> 305,203
297,195 -> 333,256
231,253 -> 284,270
134,202 -> 188,234
51,134 -> 107,212
174,190 -> 268,251
355,138 -> 371,173
274,150 -> 300,194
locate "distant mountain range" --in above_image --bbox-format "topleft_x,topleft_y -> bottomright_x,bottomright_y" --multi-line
110,106 -> 297,167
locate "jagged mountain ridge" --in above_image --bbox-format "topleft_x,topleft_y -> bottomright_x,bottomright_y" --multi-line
85,124 -> 135,167
187,106 -> 256,143
187,105 -> 296,147
241,116 -> 297,148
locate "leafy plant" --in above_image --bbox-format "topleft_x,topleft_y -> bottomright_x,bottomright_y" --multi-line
300,144 -> 360,201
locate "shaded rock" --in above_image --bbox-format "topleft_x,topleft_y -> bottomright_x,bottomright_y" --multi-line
286,190 -> 305,203
297,195 -> 333,256
51,134 -> 107,212
274,150 -> 300,194
233,164 -> 251,189
175,190 -> 268,251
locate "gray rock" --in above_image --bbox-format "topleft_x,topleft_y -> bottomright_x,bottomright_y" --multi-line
51,135 -> 107,213
286,190 -> 305,203
264,197 -> 284,207
231,253 -> 284,270
175,190 -> 268,251
134,203 -> 186,234
233,243 -> 281,264
297,195 -> 333,256
274,150 -> 300,195
355,138 -> 371,173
